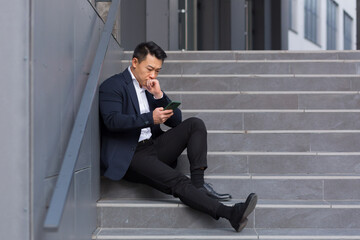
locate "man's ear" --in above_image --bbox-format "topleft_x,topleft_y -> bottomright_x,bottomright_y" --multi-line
132,57 -> 138,69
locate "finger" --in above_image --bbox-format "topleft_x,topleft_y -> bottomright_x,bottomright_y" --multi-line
162,113 -> 172,118
163,113 -> 173,121
162,109 -> 173,114
165,112 -> 174,116
147,80 -> 151,88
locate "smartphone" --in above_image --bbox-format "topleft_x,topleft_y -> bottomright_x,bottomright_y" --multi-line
164,101 -> 181,110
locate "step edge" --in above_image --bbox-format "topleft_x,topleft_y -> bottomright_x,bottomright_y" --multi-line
93,227 -> 360,240
181,110 -> 360,113
167,91 -> 360,95
96,200 -> 360,209
121,59 -> 360,63
205,130 -> 360,134
159,74 -> 360,77
205,151 -> 360,156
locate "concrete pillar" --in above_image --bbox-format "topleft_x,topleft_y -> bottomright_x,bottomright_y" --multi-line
264,0 -> 272,50
230,0 -> 246,50
281,0 -> 289,50
120,0 -> 146,50
169,0 -> 179,50
146,0 -> 169,50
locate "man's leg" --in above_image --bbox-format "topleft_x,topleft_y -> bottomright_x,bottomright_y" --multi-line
154,117 -> 231,200
153,117 -> 207,170
124,140 -> 257,232
124,140 -> 221,219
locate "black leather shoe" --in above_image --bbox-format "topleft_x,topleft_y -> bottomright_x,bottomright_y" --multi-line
199,182 -> 232,201
230,193 -> 258,232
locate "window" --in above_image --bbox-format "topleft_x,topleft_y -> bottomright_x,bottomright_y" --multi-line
304,0 -> 318,44
343,12 -> 353,50
326,0 -> 338,50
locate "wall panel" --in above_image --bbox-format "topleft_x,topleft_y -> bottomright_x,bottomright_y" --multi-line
0,0 -> 31,239
31,0 -> 122,239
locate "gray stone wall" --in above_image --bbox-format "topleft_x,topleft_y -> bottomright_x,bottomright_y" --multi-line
0,0 -> 122,239
0,0 -> 31,239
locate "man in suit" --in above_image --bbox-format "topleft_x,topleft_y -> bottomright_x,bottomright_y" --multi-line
99,41 -> 257,232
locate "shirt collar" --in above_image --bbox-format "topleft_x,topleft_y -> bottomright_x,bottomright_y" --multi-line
128,66 -> 136,81
128,66 -> 145,92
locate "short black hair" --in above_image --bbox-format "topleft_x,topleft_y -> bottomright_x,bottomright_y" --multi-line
132,41 -> 167,63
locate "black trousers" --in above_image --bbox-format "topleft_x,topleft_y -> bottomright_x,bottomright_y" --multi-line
124,117 -> 221,219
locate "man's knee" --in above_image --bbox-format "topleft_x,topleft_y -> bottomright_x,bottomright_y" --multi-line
185,117 -> 206,132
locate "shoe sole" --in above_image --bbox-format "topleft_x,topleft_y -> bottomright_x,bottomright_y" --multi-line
237,218 -> 248,232
237,194 -> 258,232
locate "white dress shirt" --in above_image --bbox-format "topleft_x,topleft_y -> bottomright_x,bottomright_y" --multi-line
128,67 -> 153,142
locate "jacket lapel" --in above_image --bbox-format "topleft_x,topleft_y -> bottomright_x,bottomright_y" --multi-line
124,69 -> 140,114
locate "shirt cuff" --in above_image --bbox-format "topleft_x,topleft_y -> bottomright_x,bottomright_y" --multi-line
153,92 -> 164,99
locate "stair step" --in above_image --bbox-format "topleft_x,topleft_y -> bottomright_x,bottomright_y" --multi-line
93,228 -> 258,240
175,154 -> 360,175
177,112 -> 360,130
158,75 -> 360,92
100,175 -> 360,201
97,199 -> 360,229
100,51 -> 360,236
121,60 -> 360,75
122,50 -> 360,61
93,227 -> 360,240
206,132 -> 360,152
166,92 -> 360,110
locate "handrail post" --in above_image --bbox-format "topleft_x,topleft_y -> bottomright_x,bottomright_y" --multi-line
44,0 -> 120,229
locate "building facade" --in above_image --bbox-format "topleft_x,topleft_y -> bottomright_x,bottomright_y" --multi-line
98,0 -> 357,51
288,0 -> 357,50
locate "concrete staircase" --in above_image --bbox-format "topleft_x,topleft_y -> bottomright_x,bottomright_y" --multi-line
93,51 -> 360,240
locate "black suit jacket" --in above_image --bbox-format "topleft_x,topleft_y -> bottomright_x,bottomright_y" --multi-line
99,68 -> 182,180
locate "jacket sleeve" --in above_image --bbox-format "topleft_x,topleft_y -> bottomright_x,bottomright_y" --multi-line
99,83 -> 154,132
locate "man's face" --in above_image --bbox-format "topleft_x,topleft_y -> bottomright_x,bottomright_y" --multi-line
131,54 -> 163,87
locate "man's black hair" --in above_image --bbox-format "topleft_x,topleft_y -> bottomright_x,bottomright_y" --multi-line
132,41 -> 167,63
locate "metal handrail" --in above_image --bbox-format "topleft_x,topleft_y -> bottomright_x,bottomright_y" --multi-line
44,0 -> 120,229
